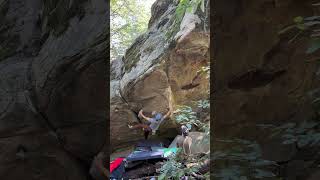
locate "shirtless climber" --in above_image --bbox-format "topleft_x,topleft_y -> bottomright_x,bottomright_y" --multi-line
128,108 -> 172,139
177,125 -> 192,155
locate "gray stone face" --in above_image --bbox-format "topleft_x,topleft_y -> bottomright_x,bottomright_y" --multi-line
0,0 -> 107,179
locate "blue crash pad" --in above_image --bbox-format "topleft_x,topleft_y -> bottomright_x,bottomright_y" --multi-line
126,149 -> 165,162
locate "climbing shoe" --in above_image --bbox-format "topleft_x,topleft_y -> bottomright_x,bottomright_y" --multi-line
128,125 -> 133,129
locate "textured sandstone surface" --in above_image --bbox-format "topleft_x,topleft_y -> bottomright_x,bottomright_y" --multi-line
213,0 -> 320,179
0,0 -> 107,179
110,0 -> 210,150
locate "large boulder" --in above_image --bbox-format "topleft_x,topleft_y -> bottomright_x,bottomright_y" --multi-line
0,0 -> 107,179
214,0 -> 318,137
110,0 -> 210,150
213,0 -> 320,179
110,58 -> 142,151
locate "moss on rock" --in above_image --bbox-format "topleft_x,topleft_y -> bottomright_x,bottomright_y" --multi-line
123,35 -> 147,72
42,0 -> 86,36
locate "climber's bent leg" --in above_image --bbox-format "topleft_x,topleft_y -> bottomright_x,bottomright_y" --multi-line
129,123 -> 150,130
144,129 -> 150,140
128,124 -> 151,139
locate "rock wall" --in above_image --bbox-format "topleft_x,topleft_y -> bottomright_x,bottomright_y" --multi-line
213,0 -> 320,179
110,0 -> 210,151
0,0 -> 107,179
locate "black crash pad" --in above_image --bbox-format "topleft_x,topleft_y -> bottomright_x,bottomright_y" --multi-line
126,150 -> 164,162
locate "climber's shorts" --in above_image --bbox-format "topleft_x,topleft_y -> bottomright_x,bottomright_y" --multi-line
143,127 -> 152,139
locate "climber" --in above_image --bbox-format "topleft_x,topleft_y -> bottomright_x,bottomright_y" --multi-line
177,125 -> 192,155
128,108 -> 172,139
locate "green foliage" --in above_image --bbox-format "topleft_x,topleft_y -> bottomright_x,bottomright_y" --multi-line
159,98 -> 210,179
165,0 -> 205,40
183,0 -> 205,14
174,105 -> 203,127
159,148 -> 208,179
266,121 -> 320,148
279,14 -> 320,54
158,157 -> 183,180
293,16 -> 304,24
274,5 -> 320,152
174,100 -> 210,142
201,122 -> 210,144
159,149 -> 198,180
279,16 -> 309,34
174,104 -> 211,143
203,172 -> 210,179
175,0 -> 204,23
197,99 -> 210,109
306,38 -> 320,54
213,139 -> 277,179
198,65 -> 210,79
214,165 -> 275,180
110,0 -> 154,60
214,165 -> 243,180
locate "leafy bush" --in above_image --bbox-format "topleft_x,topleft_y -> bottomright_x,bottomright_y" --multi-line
197,99 -> 210,109
259,121 -> 320,148
176,0 -> 205,17
159,148 -> 211,179
174,102 -> 210,142
174,105 -> 203,128
158,149 -> 199,180
279,11 -> 320,54
174,104 -> 209,132
213,139 -> 277,179
159,99 -> 210,179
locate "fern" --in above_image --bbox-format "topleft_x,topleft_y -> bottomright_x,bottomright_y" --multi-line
174,105 -> 202,127
197,99 -> 210,109
258,121 -> 320,148
158,149 -> 200,179
159,99 -> 210,179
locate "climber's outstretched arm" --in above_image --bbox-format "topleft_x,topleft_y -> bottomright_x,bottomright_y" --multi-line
139,109 -> 152,122
162,108 -> 172,120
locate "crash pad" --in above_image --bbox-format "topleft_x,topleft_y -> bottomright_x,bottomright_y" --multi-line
126,150 -> 165,162
135,146 -> 152,152
110,157 -> 124,173
169,136 -> 181,148
163,147 -> 180,158
110,161 -> 125,179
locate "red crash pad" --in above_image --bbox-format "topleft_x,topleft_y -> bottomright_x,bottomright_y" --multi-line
110,157 -> 124,173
